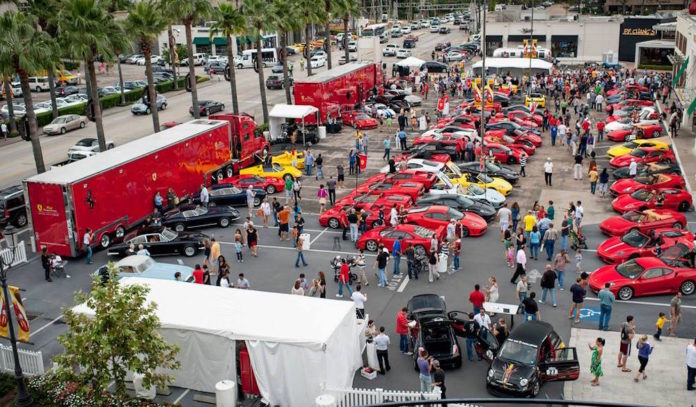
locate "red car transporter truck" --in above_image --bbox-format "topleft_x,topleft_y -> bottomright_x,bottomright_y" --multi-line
24,114 -> 269,257
293,62 -> 383,125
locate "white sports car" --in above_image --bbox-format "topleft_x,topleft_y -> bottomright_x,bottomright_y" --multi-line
427,183 -> 504,208
605,119 -> 659,132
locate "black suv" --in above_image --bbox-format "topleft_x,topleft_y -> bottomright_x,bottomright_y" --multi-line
0,186 -> 27,227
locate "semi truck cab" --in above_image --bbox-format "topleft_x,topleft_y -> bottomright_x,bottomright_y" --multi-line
209,113 -> 271,181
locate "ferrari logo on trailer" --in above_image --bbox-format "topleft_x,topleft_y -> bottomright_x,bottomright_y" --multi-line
152,173 -> 157,181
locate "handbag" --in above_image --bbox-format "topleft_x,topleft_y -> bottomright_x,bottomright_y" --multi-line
256,208 -> 263,217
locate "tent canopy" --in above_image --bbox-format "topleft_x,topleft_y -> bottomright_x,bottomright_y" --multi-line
395,56 -> 426,68
472,57 -> 553,72
269,104 -> 320,141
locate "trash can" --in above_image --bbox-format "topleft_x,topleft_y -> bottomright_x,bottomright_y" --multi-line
366,339 -> 380,370
318,126 -> 327,139
438,253 -> 448,275
301,233 -> 311,250
133,373 -> 156,400
315,394 -> 337,407
215,380 -> 237,407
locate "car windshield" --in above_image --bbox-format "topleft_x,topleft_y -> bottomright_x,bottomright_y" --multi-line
630,189 -> 653,201
446,207 -> 463,220
457,196 -> 475,206
487,162 -> 502,172
622,211 -> 644,222
446,162 -> 462,176
615,259 -> 644,279
413,226 -> 434,238
356,114 -> 371,120
75,139 -> 95,146
623,141 -> 639,149
477,173 -> 493,183
161,228 -> 177,241
467,184 -> 484,195
620,229 -> 650,247
51,117 -> 68,124
630,149 -> 647,158
498,339 -> 537,365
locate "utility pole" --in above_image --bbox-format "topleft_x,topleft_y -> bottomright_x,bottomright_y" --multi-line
480,0 -> 487,196
529,0 -> 534,79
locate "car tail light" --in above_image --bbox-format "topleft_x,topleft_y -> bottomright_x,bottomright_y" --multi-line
453,344 -> 459,355
3,209 -> 8,218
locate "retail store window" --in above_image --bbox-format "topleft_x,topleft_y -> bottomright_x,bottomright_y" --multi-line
551,35 -> 578,58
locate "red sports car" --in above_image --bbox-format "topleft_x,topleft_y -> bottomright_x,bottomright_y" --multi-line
589,255 -> 696,300
484,133 -> 536,155
599,209 -> 687,236
610,173 -> 686,196
352,181 -> 426,201
507,110 -> 543,126
596,228 -> 694,264
367,171 -> 438,189
216,174 -> 284,194
607,85 -> 648,97
612,188 -> 693,213
341,111 -> 378,129
355,223 -> 445,255
511,128 -> 542,147
318,204 -> 385,229
606,123 -> 663,142
609,147 -> 676,168
434,116 -> 477,130
606,99 -> 655,113
475,142 -> 523,165
490,113 -> 538,129
404,205 -> 487,237
413,135 -> 466,152
335,192 -> 413,211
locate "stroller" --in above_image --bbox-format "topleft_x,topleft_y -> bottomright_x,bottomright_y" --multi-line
51,256 -> 70,279
569,229 -> 587,250
330,255 -> 361,284
411,252 -> 429,278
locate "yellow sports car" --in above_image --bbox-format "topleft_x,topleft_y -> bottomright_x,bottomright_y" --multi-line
240,163 -> 302,180
454,172 -> 513,196
606,140 -> 670,158
524,92 -> 546,108
271,151 -> 305,169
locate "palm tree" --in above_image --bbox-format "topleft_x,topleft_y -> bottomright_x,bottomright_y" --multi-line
334,0 -> 359,65
0,11 -> 55,173
210,3 -> 246,115
323,0 -> 336,70
242,0 -> 270,123
126,0 -> 168,133
58,0 -> 122,153
270,0 -> 300,104
162,0 -> 212,119
166,25 -> 178,90
298,0 -> 326,77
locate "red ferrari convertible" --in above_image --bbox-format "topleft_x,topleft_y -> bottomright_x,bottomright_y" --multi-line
216,174 -> 284,194
352,181 -> 426,201
611,188 -> 692,213
507,110 -> 543,126
355,224 -> 445,255
610,173 -> 685,196
596,228 -> 694,264
404,205 -> 487,237
367,171 -> 438,189
335,192 -> 413,210
606,123 -> 663,142
484,133 -> 536,155
318,204 -> 386,229
609,147 -> 676,168
599,209 -> 687,236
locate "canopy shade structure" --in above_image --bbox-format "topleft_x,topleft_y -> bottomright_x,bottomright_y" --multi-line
268,104 -> 320,143
395,56 -> 426,68
472,57 -> 553,76
192,37 -> 210,46
73,277 -> 362,406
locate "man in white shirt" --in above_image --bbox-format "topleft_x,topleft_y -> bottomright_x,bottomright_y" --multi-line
374,326 -> 391,374
390,205 -> 398,227
595,93 -> 604,112
496,203 -> 511,241
200,184 -> 209,208
473,308 -> 491,330
351,284 -> 367,319
511,245 -> 527,284
236,273 -> 250,289
574,201 -> 584,232
557,123 -> 567,144
687,339 -> 696,390
629,158 -> 638,177
543,158 -> 553,187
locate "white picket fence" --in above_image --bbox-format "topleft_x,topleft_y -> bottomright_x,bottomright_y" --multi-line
325,386 -> 441,407
0,344 -> 44,376
0,240 -> 28,267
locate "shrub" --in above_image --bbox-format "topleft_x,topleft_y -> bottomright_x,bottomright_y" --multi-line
0,372 -> 15,396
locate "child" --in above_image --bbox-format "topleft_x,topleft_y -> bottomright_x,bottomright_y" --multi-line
575,248 -> 583,273
452,239 -> 461,272
653,312 -> 669,341
234,239 -> 243,263
506,243 -> 515,269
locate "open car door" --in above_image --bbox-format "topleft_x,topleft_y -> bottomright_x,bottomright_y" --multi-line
474,327 -> 499,362
540,347 -> 580,382
447,310 -> 468,337
660,243 -> 691,268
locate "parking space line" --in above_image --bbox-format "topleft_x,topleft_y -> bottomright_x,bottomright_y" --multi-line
584,297 -> 696,309
30,315 -> 63,338
310,228 -> 329,245
173,388 -> 190,404
396,275 -> 410,293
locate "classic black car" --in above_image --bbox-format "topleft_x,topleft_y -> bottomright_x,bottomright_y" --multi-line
106,228 -> 207,258
162,205 -> 240,231
408,294 -> 462,369
474,321 -> 579,397
196,186 -> 266,208
459,161 -> 520,184
416,193 -> 496,221
612,162 -> 681,179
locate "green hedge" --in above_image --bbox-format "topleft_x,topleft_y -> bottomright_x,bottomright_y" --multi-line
637,64 -> 671,71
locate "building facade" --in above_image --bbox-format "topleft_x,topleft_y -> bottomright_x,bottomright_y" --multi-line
673,11 -> 696,129
155,24 -> 278,58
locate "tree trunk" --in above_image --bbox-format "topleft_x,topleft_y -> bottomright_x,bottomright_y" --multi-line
17,69 -> 45,173
3,79 -> 16,133
185,22 -> 200,119
87,59 -> 107,152
325,0 -> 332,70
305,24 -> 313,76
226,34 -> 239,114
281,32 -> 291,104
47,69 -> 58,120
117,59 -> 125,105
343,18 -> 350,63
168,25 -> 178,90
144,50 -> 160,133
256,33 -> 269,123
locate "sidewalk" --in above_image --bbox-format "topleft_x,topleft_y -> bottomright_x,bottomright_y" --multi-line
565,327 -> 693,407
656,98 -> 695,196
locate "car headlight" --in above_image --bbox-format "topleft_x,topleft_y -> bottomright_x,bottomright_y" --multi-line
519,378 -> 529,387
488,368 -> 495,378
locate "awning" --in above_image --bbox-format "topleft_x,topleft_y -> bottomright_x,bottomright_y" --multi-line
193,37 -> 210,46
507,35 -> 546,42
213,37 -> 227,46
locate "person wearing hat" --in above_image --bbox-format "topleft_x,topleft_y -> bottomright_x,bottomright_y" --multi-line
431,359 -> 446,398
544,157 -> 553,187
246,185 -> 256,215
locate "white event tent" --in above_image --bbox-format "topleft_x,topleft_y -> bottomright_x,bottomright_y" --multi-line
268,104 -> 319,143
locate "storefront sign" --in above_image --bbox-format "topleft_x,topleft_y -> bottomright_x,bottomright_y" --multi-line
618,18 -> 661,61
622,28 -> 657,36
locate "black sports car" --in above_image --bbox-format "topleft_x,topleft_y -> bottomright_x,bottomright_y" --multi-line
486,121 -> 540,136
612,162 -> 681,179
195,186 -> 266,208
459,161 -> 520,184
408,294 -> 462,369
416,193 -> 496,220
473,321 -> 580,397
189,100 -> 225,116
106,228 -> 208,258
162,205 -> 240,231
404,143 -> 459,160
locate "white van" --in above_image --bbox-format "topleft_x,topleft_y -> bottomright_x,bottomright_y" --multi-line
181,53 -> 206,66
234,48 -> 278,69
27,76 -> 50,92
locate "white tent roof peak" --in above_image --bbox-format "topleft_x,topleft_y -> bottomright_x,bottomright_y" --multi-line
269,104 -> 319,119
396,56 -> 426,68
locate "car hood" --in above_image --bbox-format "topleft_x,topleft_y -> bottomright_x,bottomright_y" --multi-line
609,154 -> 634,167
471,201 -> 496,217
490,357 -> 536,386
611,179 -> 641,193
589,265 -> 627,290
43,123 -> 63,131
597,237 -> 637,258
612,194 -> 643,211
600,216 -> 633,233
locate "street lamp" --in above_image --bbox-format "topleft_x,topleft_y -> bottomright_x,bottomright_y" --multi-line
0,225 -> 32,407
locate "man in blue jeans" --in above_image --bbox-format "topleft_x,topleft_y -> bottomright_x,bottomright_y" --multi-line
83,228 -> 93,264
392,237 -> 402,276
598,282 -> 615,331
463,312 -> 481,361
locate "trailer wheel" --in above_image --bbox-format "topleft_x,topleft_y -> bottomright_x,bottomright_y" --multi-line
224,165 -> 234,178
115,226 -> 125,239
99,233 -> 111,249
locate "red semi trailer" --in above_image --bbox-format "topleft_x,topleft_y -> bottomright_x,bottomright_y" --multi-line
293,62 -> 383,125
24,115 -> 269,257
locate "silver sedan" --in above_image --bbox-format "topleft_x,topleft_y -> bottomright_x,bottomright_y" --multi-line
43,114 -> 87,135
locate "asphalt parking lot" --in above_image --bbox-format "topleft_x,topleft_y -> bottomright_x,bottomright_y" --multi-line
5,20 -> 696,406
